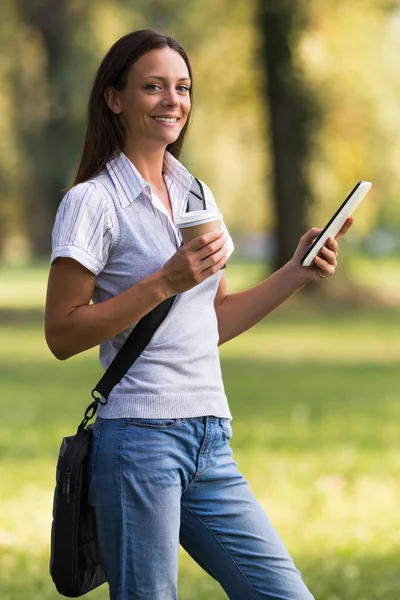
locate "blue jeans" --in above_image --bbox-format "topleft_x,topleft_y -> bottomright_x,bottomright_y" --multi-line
88,416 -> 314,600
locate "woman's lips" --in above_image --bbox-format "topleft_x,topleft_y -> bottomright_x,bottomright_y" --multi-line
152,116 -> 180,127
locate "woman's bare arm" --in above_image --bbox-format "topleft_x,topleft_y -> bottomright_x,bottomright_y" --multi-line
45,229 -> 228,360
45,258 -> 170,360
214,220 -> 353,345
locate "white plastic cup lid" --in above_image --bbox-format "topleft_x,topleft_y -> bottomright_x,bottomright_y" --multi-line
175,209 -> 222,229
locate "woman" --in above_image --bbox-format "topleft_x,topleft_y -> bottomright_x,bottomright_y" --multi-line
45,30 -> 352,600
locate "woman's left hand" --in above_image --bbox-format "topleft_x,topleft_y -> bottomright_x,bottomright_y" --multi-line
289,217 -> 354,285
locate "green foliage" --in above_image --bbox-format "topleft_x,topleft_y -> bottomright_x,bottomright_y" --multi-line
1,264 -> 400,598
1,0 -> 400,258
299,0 -> 400,232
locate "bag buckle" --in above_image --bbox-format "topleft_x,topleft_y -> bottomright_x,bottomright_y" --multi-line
77,390 -> 106,432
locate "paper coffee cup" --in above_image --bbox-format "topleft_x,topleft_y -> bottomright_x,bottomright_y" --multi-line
176,209 -> 222,243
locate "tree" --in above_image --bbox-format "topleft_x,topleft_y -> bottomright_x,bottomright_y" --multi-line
16,0 -> 81,256
258,0 -> 318,270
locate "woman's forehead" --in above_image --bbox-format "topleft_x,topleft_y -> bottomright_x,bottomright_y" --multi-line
130,47 -> 190,80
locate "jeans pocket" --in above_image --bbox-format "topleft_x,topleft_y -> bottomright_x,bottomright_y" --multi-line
124,418 -> 183,430
220,418 -> 233,440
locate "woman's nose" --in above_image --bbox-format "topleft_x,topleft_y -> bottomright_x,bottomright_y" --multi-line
161,87 -> 179,107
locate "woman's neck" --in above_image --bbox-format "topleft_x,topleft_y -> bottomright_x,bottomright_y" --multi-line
123,141 -> 166,188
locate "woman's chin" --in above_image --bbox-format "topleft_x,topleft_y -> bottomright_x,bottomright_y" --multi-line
156,133 -> 181,146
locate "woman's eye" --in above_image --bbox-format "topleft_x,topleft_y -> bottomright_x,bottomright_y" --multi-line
145,83 -> 190,93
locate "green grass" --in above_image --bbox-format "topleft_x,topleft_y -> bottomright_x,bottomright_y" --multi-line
1,261 -> 400,599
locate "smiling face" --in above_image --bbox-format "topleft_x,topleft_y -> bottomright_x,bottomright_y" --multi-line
105,47 -> 191,152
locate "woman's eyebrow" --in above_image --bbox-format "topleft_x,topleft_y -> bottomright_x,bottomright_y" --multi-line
143,75 -> 191,82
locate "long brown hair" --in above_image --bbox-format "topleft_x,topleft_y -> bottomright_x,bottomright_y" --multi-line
74,30 -> 193,185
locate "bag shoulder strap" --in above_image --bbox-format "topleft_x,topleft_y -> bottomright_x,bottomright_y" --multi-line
79,296 -> 176,432
186,178 -> 206,211
78,177 -> 206,432
94,296 -> 176,400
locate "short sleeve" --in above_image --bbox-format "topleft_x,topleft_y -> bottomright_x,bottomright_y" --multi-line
51,182 -> 114,275
199,180 -> 235,259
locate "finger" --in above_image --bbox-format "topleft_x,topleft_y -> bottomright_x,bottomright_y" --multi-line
201,248 -> 228,276
186,230 -> 225,251
325,236 -> 338,254
199,244 -> 228,272
193,234 -> 227,261
302,227 -> 323,245
313,255 -> 335,277
319,245 -> 337,267
335,217 -> 354,240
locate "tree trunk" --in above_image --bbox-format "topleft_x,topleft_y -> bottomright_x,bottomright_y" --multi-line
258,1 -> 315,271
17,0 -> 77,257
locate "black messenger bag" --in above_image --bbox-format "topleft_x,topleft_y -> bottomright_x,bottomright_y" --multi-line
50,296 -> 175,597
49,178 -> 207,597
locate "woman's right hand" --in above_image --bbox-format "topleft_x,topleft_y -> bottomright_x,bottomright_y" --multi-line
160,230 -> 228,295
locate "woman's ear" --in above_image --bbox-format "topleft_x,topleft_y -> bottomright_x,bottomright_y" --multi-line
104,87 -> 122,114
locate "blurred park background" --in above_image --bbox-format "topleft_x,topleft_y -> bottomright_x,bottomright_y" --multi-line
1,0 -> 400,599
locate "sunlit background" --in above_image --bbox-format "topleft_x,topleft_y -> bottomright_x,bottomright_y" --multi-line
1,1 -> 400,599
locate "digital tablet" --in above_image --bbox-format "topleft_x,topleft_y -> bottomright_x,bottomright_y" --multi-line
300,180 -> 372,267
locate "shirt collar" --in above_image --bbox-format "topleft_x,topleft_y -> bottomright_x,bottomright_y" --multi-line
105,151 -> 193,209
162,151 -> 193,192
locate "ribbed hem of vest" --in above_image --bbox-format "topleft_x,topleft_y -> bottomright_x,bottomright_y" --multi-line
96,393 -> 232,419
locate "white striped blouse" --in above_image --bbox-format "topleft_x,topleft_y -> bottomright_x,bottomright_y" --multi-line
51,151 -> 234,419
